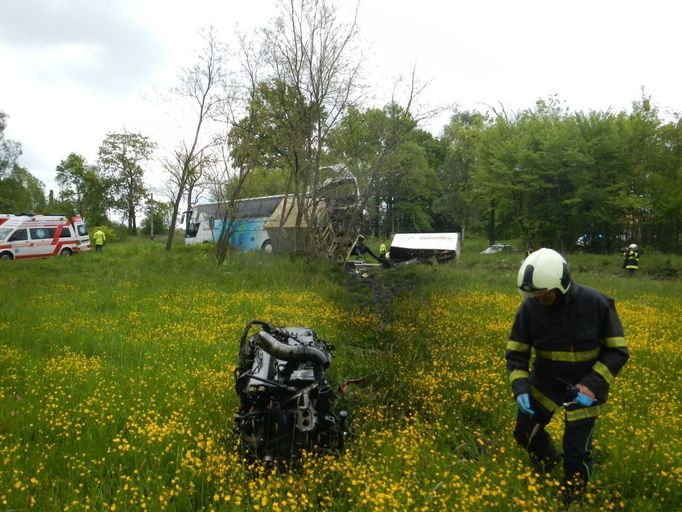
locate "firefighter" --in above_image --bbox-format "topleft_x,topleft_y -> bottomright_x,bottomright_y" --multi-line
621,243 -> 640,275
506,248 -> 629,501
93,228 -> 106,253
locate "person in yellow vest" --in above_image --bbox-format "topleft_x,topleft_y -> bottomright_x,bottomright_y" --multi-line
379,242 -> 387,258
93,228 -> 106,254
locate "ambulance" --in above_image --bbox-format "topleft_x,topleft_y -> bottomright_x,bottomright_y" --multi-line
0,213 -> 92,260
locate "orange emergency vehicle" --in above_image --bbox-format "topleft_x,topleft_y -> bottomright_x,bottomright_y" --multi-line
0,214 -> 91,260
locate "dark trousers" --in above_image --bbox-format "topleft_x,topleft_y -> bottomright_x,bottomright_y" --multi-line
513,396 -> 596,484
95,244 -> 103,253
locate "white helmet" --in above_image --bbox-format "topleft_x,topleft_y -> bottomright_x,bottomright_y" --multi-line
629,243 -> 638,250
517,248 -> 571,298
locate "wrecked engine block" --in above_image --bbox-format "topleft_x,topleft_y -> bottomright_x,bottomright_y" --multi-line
234,321 -> 350,465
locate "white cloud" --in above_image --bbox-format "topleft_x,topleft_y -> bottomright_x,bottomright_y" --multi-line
0,0 -> 167,93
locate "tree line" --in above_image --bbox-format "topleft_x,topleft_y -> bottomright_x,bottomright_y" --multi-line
2,0 -> 681,254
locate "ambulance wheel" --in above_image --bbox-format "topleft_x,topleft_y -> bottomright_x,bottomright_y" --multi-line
0,251 -> 13,261
60,248 -> 73,256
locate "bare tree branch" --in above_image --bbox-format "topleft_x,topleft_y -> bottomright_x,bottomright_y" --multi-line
162,28 -> 230,251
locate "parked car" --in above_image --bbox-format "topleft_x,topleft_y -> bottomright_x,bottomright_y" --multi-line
480,243 -> 515,255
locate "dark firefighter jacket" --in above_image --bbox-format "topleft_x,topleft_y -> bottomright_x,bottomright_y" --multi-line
622,249 -> 640,270
506,283 -> 629,420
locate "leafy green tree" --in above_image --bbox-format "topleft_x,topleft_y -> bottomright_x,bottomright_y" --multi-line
55,153 -> 110,225
231,0 -> 362,254
0,111 -> 22,178
140,200 -> 172,237
328,105 -> 391,234
436,111 -> 488,233
619,96 -> 660,245
232,166 -> 289,198
468,94 -> 682,253
565,110 -> 631,252
651,117 -> 682,251
0,166 -> 46,213
472,98 -> 592,249
562,95 -> 676,252
229,80 -> 324,252
329,103 -> 441,235
386,139 -> 440,233
230,81 -> 315,188
98,131 -> 156,232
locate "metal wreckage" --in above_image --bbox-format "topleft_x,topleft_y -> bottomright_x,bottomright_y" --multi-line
233,321 -> 362,466
344,232 -> 462,275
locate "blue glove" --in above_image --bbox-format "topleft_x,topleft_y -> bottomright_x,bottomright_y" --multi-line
516,393 -> 535,415
575,392 -> 594,407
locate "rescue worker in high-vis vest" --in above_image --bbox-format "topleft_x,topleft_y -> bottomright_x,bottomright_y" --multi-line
379,242 -> 387,258
621,243 -> 640,275
93,228 -> 106,253
506,248 -> 629,502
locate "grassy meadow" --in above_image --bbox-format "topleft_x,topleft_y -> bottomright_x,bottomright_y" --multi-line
0,238 -> 680,511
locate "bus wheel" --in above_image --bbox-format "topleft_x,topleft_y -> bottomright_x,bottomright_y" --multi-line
261,240 -> 273,252
60,248 -> 73,256
0,251 -> 13,261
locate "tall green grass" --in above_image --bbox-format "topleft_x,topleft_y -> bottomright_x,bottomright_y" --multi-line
0,238 -> 680,511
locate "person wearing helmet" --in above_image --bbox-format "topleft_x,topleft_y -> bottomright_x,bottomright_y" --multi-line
506,248 -> 629,502
621,243 -> 640,275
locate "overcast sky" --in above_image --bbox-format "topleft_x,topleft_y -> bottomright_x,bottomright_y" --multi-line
1,0 -> 680,195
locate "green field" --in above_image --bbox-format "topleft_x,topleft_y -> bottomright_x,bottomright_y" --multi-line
1,240 -> 680,511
